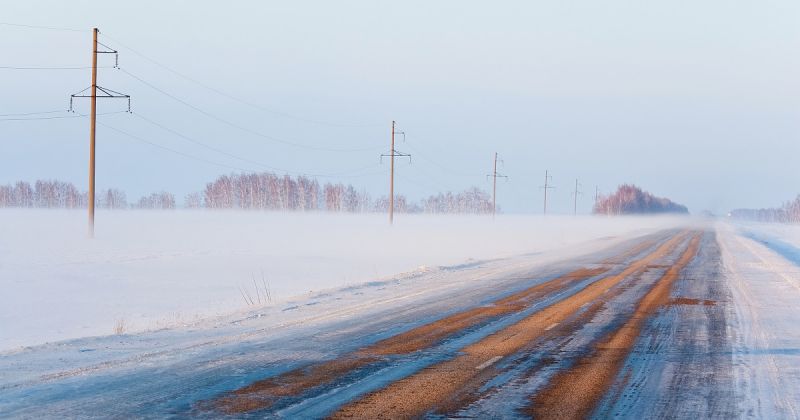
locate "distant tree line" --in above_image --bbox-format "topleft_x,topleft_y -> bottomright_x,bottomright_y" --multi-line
0,180 -> 174,209
729,195 -> 800,223
0,180 -> 86,208
198,172 -> 493,214
420,188 -> 493,214
0,173 -> 494,214
593,184 -> 689,215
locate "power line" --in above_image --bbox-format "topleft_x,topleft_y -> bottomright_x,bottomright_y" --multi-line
0,109 -> 64,117
104,118 -> 385,179
96,119 -> 256,173
395,172 -> 448,195
409,163 -> 469,192
0,110 -> 126,122
403,142 -> 481,178
0,22 -> 86,32
130,111 -> 283,171
129,111 -> 382,178
0,66 -> 114,70
99,32 -> 382,128
118,67 -> 382,153
105,118 -> 382,178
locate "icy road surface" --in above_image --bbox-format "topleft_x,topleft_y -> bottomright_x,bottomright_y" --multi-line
2,220 -> 800,418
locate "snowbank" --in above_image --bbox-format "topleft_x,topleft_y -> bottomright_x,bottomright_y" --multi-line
0,210 -> 690,350
728,221 -> 800,267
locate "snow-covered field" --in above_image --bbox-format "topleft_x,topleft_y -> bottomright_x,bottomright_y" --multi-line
5,214 -> 800,417
0,210 -> 689,351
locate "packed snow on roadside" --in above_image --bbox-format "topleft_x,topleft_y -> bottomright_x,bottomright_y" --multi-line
728,220 -> 800,267
0,210 -> 690,351
718,222 -> 800,417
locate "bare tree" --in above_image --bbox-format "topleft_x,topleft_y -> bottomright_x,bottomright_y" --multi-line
594,184 -> 688,215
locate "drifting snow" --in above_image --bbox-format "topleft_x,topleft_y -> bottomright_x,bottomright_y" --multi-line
0,210 -> 689,351
730,221 -> 800,267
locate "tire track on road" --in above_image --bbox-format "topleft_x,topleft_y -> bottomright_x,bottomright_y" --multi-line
329,231 -> 691,419
206,235 -> 667,415
528,233 -> 701,419
210,267 -> 609,414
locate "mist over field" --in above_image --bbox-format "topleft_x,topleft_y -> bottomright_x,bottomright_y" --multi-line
0,209 -> 690,350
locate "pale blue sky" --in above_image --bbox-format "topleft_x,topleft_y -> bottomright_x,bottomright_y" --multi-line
2,1 -> 800,214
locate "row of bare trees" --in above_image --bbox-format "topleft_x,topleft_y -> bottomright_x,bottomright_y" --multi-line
729,195 -> 800,223
0,173 -> 494,213
593,184 -> 688,215
199,172 -> 492,213
202,173 -> 323,211
0,180 -> 173,210
135,192 -> 176,209
0,180 -> 85,208
421,187 -> 493,214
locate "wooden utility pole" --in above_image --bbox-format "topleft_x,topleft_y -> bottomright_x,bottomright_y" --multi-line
594,185 -> 599,208
572,179 -> 582,215
389,120 -> 395,224
541,170 -> 554,215
88,28 -> 98,238
69,28 -> 130,238
381,121 -> 409,224
486,152 -> 507,218
492,153 -> 497,216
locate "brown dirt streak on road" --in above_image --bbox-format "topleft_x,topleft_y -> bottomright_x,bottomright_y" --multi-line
368,266 -> 608,356
669,297 -> 716,306
370,236 -> 664,356
329,231 -> 691,419
211,243 -> 647,414
528,233 -> 702,420
600,236 -> 663,265
214,267 -> 605,414
434,275 -> 638,416
214,356 -> 376,413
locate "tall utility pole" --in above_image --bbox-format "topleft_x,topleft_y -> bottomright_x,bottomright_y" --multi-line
486,152 -> 508,218
572,179 -> 582,215
594,185 -> 600,209
88,28 -> 98,238
381,121 -> 410,224
540,170 -> 554,215
69,28 -> 130,238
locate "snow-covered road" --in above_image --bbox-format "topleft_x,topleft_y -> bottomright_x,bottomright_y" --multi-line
720,224 -> 800,418
2,219 -> 800,418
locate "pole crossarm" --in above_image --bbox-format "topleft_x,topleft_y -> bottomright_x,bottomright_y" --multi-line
95,39 -> 120,68
380,150 -> 411,162
486,173 -> 509,180
70,85 -> 131,112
